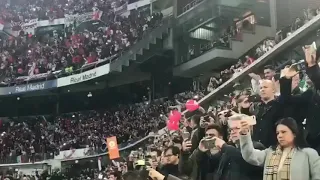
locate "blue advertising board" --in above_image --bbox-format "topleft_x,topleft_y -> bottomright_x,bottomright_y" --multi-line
0,80 -> 57,95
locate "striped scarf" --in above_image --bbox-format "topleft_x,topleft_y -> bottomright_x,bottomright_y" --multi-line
264,146 -> 295,180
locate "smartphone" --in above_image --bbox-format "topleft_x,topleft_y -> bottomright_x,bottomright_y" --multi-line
182,132 -> 190,140
227,116 -> 256,128
247,116 -> 257,125
203,138 -> 216,149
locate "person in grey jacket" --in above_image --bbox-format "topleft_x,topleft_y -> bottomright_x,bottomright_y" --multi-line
239,117 -> 320,180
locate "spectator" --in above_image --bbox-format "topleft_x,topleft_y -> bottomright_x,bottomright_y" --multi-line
280,46 -> 320,153
160,146 -> 180,177
239,117 -> 320,180
263,65 -> 276,80
180,124 -> 224,180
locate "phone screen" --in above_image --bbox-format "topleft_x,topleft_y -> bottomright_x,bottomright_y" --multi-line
182,132 -> 190,139
247,116 -> 257,125
203,139 -> 216,149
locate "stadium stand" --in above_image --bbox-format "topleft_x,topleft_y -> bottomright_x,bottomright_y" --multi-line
1,0 -> 320,179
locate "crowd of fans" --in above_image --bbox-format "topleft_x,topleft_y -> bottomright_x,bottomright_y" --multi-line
0,1 -> 163,85
1,2 -> 320,180
0,0 -> 127,22
0,90 -> 204,164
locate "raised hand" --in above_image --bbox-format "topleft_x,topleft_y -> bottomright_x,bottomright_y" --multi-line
280,65 -> 298,79
302,44 -> 317,67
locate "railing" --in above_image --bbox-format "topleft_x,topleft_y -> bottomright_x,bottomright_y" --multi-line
182,0 -> 205,14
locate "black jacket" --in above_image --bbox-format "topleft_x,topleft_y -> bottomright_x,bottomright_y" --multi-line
179,141 -> 265,180
250,98 -> 286,147
160,164 -> 180,178
280,65 -> 320,150
191,127 -> 205,152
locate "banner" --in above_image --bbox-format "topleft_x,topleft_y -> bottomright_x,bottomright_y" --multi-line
0,80 -> 57,96
107,136 -> 120,160
22,19 -> 38,30
127,0 -> 151,10
54,147 -> 92,160
65,10 -> 103,27
57,63 -> 110,87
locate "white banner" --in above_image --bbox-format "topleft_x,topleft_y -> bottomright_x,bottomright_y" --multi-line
127,0 -> 151,10
22,19 -> 38,30
64,10 -> 103,27
57,63 -> 110,87
54,148 -> 88,160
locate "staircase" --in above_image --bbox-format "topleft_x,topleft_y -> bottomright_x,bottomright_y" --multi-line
110,17 -> 173,73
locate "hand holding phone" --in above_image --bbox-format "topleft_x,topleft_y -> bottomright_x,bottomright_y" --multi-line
182,139 -> 192,152
303,41 -> 317,66
228,116 -> 256,128
202,138 -> 216,150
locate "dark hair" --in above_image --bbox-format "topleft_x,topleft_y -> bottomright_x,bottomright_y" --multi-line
191,115 -> 201,126
123,171 -> 149,180
205,124 -> 223,137
273,117 -> 308,149
172,136 -> 183,144
151,148 -> 162,156
263,65 -> 275,71
164,146 -> 180,156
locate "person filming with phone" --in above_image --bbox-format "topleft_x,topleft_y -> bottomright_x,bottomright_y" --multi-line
279,43 -> 320,154
179,124 -> 224,180
239,117 -> 320,180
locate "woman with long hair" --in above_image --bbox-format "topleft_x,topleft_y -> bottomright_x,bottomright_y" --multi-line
239,117 -> 320,180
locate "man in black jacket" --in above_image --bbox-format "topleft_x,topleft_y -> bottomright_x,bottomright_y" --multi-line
160,146 -> 181,177
211,114 -> 265,180
179,122 -> 264,180
249,79 -> 286,147
179,124 -> 224,180
279,45 -> 320,154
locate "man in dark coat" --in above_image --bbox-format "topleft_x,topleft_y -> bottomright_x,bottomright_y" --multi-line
280,46 -> 320,154
179,123 -> 264,180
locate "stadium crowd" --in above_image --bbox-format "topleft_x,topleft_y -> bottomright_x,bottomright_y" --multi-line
0,1 -> 163,85
0,0 -> 127,22
0,1 -> 320,180
0,90 -> 204,164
